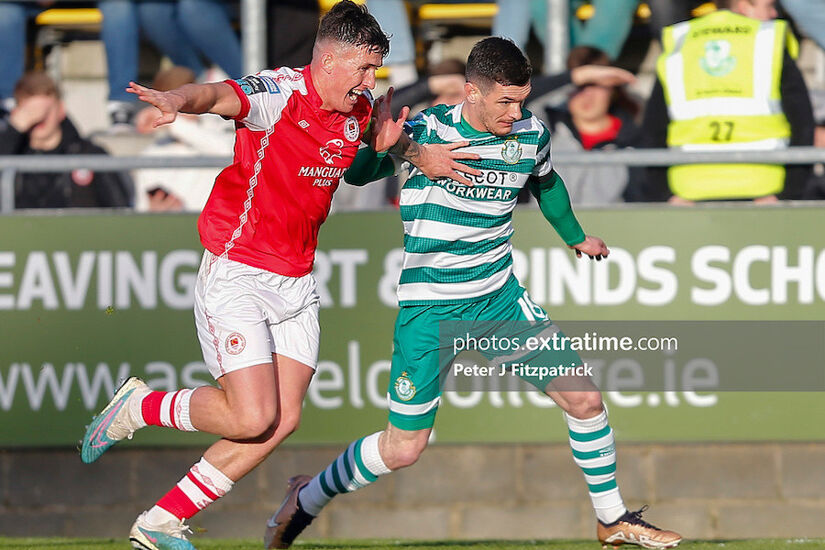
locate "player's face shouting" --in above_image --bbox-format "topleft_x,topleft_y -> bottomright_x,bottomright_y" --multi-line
327,44 -> 383,113
475,82 -> 531,136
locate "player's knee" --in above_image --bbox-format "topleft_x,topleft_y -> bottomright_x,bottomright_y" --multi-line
276,411 -> 301,438
231,408 -> 278,440
566,391 -> 604,420
385,439 -> 427,470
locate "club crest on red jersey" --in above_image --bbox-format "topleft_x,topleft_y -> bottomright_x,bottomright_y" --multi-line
319,139 -> 345,165
344,116 -> 360,142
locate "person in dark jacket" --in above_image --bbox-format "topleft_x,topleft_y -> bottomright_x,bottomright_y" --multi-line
0,71 -> 132,209
542,46 -> 643,205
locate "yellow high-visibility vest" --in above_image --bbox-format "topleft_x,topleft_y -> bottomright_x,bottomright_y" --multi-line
657,10 -> 792,200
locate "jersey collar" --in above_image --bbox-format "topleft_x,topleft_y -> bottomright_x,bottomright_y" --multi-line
452,102 -> 489,139
301,65 -> 324,110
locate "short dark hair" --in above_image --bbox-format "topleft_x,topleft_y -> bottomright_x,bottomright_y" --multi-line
566,45 -> 610,70
14,71 -> 60,102
466,37 -> 532,91
317,1 -> 390,57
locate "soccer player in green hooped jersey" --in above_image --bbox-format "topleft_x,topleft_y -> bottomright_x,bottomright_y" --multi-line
265,37 -> 682,550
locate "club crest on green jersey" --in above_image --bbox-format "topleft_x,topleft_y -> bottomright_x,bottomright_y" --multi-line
501,138 -> 522,164
394,372 -> 416,401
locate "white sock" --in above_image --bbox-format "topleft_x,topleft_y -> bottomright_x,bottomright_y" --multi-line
565,409 -> 626,524
298,431 -> 390,516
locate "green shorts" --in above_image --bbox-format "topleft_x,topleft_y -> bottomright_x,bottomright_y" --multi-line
387,276 -> 583,430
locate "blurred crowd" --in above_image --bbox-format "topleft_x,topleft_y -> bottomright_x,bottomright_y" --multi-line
1,0 -> 824,212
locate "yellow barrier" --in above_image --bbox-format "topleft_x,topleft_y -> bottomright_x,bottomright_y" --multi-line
418,3 -> 497,20
319,0 -> 366,14
35,8 -> 102,26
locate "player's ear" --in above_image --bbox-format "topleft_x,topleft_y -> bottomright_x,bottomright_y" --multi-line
465,82 -> 479,104
321,51 -> 335,74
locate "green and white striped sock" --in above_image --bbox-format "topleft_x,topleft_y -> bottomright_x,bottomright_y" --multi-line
298,431 -> 390,516
565,409 -> 626,524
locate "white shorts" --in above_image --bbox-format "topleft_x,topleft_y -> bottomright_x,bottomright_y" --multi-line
194,250 -> 320,379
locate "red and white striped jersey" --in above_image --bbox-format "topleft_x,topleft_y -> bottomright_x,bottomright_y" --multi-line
198,65 -> 372,276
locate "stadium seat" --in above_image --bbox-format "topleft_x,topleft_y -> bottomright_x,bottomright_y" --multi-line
417,3 -> 498,22
319,0 -> 365,14
35,8 -> 102,27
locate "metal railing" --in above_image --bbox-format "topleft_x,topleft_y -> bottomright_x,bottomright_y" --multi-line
241,0 -> 267,75
2,147 -> 825,213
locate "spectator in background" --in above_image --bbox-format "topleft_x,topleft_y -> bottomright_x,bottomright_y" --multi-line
368,0 -> 418,87
569,0 -> 638,60
493,0 -> 547,65
100,0 -> 242,129
0,1 -> 56,113
132,66 -> 235,212
778,0 -> 825,53
640,0 -> 813,203
542,46 -> 642,205
390,59 -> 467,118
803,89 -> 825,200
390,56 -> 637,120
266,0 -> 319,68
647,0 -> 692,41
494,0 -> 638,67
0,72 -> 132,209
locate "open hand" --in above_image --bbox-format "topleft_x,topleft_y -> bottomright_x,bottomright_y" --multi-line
9,96 -> 52,133
570,235 -> 609,260
415,141 -> 481,187
371,87 -> 410,153
127,81 -> 184,128
571,65 -> 635,88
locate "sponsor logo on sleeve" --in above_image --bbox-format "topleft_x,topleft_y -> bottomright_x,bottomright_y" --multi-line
234,75 -> 280,95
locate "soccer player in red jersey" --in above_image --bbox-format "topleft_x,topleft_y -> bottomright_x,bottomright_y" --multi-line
79,3 -> 478,549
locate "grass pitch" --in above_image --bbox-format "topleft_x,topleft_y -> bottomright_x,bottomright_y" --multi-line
1,539 -> 824,550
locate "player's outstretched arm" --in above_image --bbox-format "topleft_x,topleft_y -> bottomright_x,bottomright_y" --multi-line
126,81 -> 241,128
529,170 -> 608,259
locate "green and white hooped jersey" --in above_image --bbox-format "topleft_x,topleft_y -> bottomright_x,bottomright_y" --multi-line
398,103 -> 552,306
